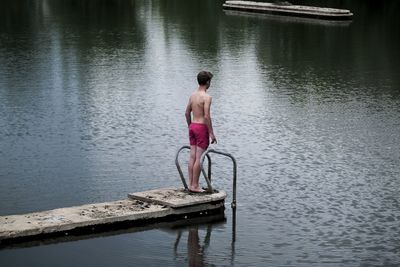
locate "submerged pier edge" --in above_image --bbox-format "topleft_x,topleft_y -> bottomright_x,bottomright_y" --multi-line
0,188 -> 227,247
0,204 -> 225,248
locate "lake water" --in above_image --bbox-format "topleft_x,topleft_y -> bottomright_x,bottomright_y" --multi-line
1,0 -> 399,266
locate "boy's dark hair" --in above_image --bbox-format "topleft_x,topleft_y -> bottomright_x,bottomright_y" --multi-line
197,71 -> 213,85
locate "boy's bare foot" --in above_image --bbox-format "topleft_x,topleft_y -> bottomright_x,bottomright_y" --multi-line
189,187 -> 205,193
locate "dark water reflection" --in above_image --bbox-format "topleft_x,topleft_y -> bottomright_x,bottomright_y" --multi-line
1,0 -> 400,266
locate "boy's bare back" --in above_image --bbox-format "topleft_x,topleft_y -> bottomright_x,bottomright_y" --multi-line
188,90 -> 212,124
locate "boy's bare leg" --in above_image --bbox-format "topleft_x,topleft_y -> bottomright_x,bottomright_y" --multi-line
188,145 -> 197,190
191,146 -> 205,192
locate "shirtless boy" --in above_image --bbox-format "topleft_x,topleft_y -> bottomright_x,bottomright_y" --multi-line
185,71 -> 217,193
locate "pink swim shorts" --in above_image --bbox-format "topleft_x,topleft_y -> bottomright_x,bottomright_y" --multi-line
189,123 -> 209,150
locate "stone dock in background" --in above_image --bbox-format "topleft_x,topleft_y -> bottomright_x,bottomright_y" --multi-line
223,1 -> 353,20
0,188 -> 226,247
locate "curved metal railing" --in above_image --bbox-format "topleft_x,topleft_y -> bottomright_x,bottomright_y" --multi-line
175,145 -> 190,190
200,149 -> 237,208
175,146 -> 237,208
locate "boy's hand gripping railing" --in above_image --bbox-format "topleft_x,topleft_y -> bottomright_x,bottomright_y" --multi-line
175,146 -> 237,208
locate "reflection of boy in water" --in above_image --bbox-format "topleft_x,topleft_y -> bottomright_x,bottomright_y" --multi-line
188,227 -> 204,267
185,71 -> 217,193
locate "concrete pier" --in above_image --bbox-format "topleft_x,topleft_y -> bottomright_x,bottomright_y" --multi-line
0,188 -> 226,246
223,1 -> 353,20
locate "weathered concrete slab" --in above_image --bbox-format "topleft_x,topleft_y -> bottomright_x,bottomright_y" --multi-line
223,1 -> 353,20
0,187 -> 225,245
0,199 -> 167,242
128,187 -> 227,208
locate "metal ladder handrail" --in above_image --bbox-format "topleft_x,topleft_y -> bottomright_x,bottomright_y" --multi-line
175,145 -> 190,190
200,149 -> 237,208
175,145 -> 237,208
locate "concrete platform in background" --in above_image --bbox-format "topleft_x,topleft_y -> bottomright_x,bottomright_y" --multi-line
223,1 -> 353,20
0,187 -> 226,246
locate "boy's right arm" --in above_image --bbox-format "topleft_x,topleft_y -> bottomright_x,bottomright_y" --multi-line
204,96 -> 217,144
